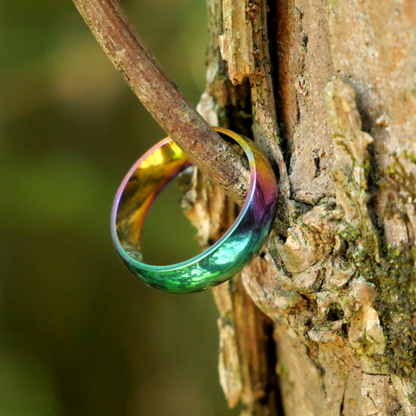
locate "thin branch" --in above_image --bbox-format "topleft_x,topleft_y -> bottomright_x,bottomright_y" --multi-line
71,0 -> 249,206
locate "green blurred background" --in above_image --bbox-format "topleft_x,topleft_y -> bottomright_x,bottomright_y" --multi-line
0,1 -> 237,415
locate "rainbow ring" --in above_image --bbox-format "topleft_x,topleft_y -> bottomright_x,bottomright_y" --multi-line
111,127 -> 278,294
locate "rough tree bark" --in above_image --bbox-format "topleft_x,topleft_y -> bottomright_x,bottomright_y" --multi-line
185,0 -> 416,415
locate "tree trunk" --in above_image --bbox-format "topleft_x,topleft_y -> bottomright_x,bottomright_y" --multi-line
186,0 -> 416,415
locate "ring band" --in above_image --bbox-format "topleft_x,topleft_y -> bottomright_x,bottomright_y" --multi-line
111,127 -> 278,293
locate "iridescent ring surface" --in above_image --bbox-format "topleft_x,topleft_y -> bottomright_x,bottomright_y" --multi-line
111,127 -> 278,294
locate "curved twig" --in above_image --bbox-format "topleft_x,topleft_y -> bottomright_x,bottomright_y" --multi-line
71,0 -> 249,205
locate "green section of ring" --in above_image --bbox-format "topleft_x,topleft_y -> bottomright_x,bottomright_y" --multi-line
111,127 -> 278,293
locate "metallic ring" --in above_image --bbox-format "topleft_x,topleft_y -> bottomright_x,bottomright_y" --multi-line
111,127 -> 278,293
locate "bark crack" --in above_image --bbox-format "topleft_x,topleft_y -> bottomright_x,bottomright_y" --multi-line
339,390 -> 345,416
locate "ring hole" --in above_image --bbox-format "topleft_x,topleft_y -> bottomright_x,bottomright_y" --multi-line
141,177 -> 200,265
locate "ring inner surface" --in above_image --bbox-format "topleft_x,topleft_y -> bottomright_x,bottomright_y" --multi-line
115,140 -> 191,262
